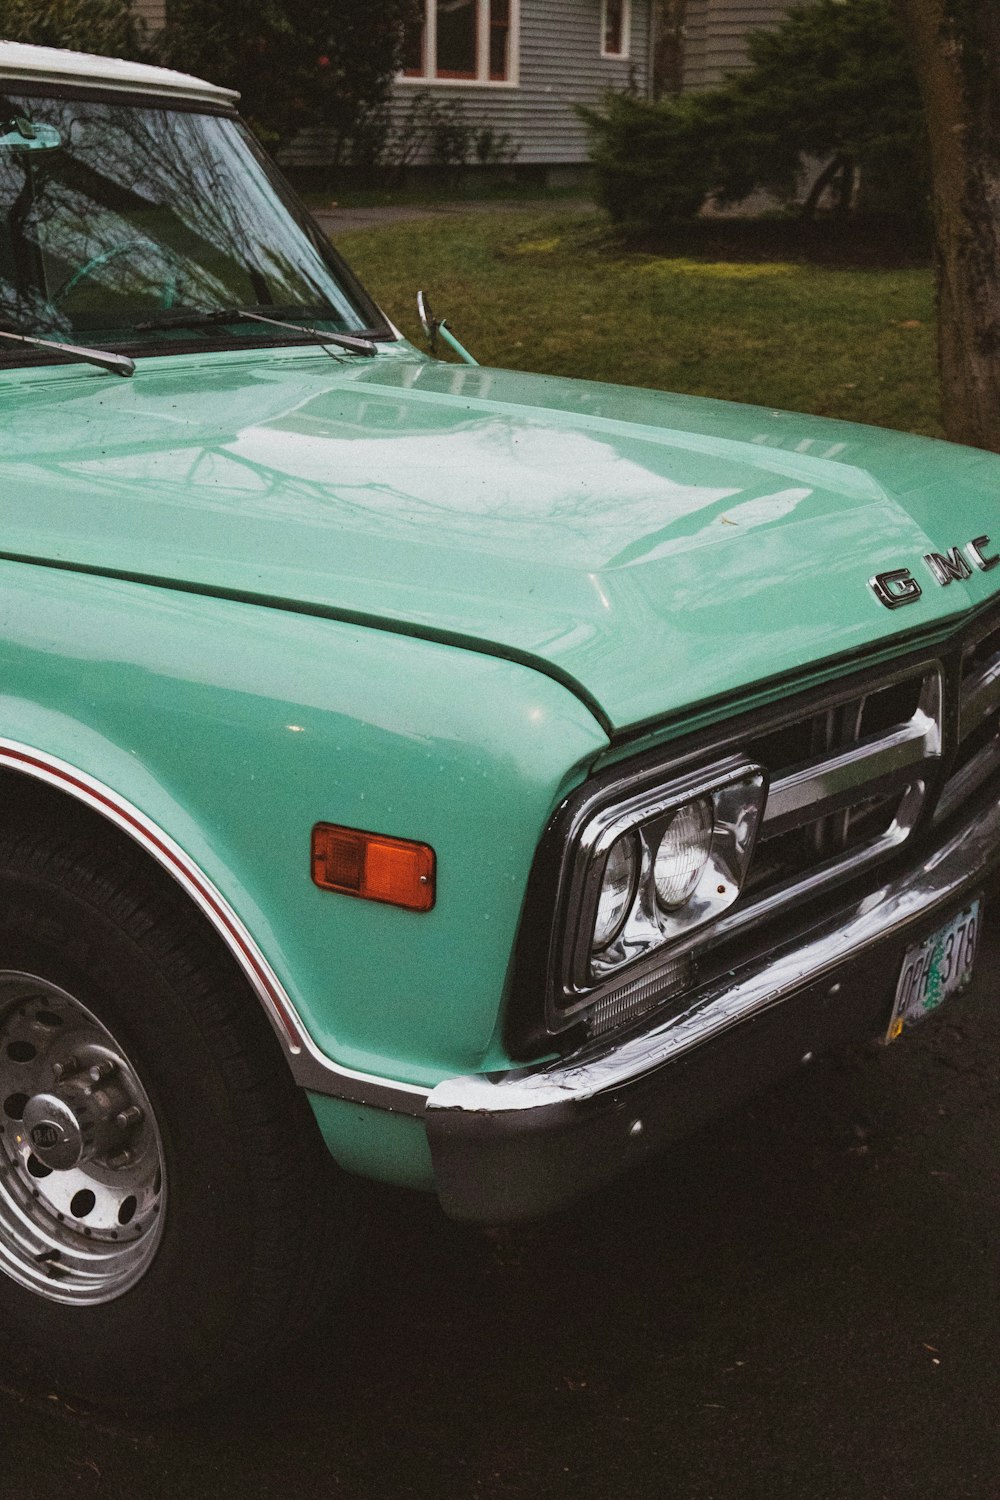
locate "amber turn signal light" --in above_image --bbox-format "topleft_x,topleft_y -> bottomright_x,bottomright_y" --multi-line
311,823 -> 435,912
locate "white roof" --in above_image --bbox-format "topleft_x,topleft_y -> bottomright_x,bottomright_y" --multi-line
0,40 -> 238,106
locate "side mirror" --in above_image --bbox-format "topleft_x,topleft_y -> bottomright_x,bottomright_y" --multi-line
0,118 -> 62,155
417,289 -> 438,352
416,289 -> 478,367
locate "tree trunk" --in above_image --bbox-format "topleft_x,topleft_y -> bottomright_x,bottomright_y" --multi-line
892,1 -> 1000,452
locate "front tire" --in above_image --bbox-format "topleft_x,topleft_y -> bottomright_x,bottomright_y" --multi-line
0,821 -> 359,1410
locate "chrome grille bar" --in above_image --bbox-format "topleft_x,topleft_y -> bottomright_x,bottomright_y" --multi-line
960,622 -> 1000,739
753,667 -> 940,857
936,617 -> 1000,822
538,613 -> 1000,1048
763,711 -> 939,837
961,663 -> 1000,739
936,736 -> 1000,824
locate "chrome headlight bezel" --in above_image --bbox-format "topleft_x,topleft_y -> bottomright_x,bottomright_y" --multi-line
509,639 -> 959,1062
567,756 -> 767,1004
508,644 -> 956,1056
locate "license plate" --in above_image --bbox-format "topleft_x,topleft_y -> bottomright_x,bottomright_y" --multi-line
886,900 -> 981,1042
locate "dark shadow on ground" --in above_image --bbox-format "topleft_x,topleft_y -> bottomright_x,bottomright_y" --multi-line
626,216 -> 933,270
5,925 -> 998,1500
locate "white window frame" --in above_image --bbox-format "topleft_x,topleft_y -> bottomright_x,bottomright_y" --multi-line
600,0 -> 632,59
399,0 -> 521,88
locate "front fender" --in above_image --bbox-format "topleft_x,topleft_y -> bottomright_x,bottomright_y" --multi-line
0,558 -> 608,1095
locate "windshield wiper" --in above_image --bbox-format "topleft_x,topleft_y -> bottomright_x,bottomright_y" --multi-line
136,307 -> 377,356
0,327 -> 135,377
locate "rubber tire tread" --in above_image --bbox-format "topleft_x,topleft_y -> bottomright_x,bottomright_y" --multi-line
0,816 -> 361,1411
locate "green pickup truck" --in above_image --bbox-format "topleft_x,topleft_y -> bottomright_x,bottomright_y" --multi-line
1,40 -> 997,1410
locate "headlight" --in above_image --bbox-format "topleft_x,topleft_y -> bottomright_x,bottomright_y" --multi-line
573,757 -> 767,988
592,832 -> 638,951
653,798 -> 714,909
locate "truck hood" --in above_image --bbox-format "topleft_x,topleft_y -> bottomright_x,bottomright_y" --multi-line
4,348 -> 1000,734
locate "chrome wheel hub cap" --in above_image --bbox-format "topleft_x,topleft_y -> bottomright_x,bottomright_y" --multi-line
0,973 -> 166,1304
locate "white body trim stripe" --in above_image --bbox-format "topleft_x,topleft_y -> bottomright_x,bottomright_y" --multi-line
0,739 -> 428,1116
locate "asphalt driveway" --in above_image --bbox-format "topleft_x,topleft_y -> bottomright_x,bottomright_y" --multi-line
4,920 -> 999,1499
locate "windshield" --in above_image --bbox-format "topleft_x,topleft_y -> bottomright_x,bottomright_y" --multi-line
0,91 -> 386,363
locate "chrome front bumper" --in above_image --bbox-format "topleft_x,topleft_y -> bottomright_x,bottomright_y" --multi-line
425,786 -> 1000,1223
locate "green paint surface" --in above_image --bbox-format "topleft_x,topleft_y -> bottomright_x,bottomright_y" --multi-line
4,344 -> 1000,738
4,339 -> 1000,1176
307,1095 -> 434,1190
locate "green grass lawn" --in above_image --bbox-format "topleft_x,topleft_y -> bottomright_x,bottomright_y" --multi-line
298,179 -> 589,210
335,209 -> 941,437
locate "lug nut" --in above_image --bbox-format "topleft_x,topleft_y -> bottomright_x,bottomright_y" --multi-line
51,1057 -> 78,1082
107,1149 -> 132,1169
115,1106 -> 143,1130
89,1060 -> 116,1083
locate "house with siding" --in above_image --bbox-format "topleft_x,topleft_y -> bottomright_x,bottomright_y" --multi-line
378,1 -> 799,170
131,0 -> 166,38
284,1 -> 657,173
681,0 -> 792,90
125,0 -> 796,174
127,0 -> 655,175
382,0 -> 656,170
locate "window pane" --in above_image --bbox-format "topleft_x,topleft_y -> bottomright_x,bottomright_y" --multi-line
0,95 -> 376,349
437,0 -> 478,78
604,0 -> 624,54
489,0 -> 510,80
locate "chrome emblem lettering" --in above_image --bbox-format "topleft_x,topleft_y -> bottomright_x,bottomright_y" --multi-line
870,569 -> 922,609
871,534 -> 998,607
924,547 -> 972,586
967,535 -> 1000,572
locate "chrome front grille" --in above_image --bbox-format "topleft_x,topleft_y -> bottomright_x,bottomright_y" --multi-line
743,666 -> 941,905
523,600 -> 1000,1054
692,612 -> 1000,958
936,618 -> 1000,823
